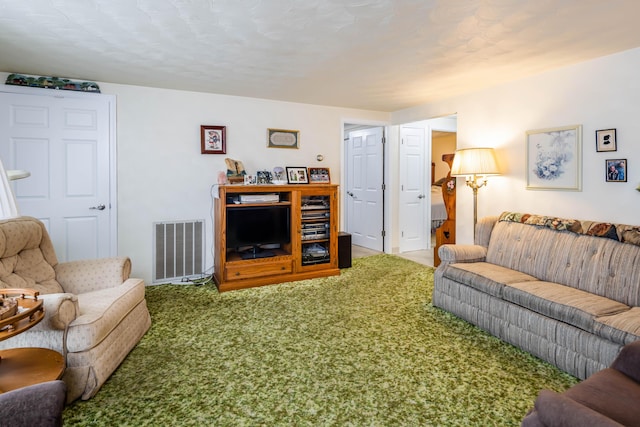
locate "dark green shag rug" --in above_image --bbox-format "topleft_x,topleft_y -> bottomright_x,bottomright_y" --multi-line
63,254 -> 577,426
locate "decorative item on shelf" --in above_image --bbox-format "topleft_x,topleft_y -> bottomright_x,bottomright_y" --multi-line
267,128 -> 299,149
225,158 -> 246,184
451,147 -> 500,230
286,167 -> 309,184
272,167 -> 286,184
605,159 -> 627,182
526,125 -> 582,191
200,125 -> 226,154
256,171 -> 272,184
5,73 -> 100,92
244,175 -> 256,185
596,128 -> 617,152
308,167 -> 330,184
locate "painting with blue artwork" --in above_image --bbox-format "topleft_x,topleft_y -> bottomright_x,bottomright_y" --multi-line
526,125 -> 582,191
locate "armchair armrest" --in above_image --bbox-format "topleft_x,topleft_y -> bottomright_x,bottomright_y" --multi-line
54,257 -> 131,294
610,340 -> 640,383
36,293 -> 79,330
437,244 -> 487,265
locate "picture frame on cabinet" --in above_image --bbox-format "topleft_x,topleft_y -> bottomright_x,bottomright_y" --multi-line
201,125 -> 226,154
605,159 -> 627,182
526,124 -> 582,191
308,167 -> 331,184
286,167 -> 309,184
596,128 -> 617,152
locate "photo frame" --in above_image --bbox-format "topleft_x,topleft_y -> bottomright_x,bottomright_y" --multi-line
308,167 -> 331,184
526,124 -> 582,191
201,125 -> 226,154
605,159 -> 627,182
268,128 -> 299,149
596,128 -> 617,152
286,167 -> 309,184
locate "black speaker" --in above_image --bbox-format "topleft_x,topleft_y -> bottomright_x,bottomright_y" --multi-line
338,232 -> 352,269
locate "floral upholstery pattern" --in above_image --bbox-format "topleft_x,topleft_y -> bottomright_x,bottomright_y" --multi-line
499,211 -> 640,247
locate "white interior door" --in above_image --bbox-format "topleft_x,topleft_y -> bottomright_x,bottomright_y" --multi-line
399,126 -> 427,252
0,88 -> 115,262
345,127 -> 384,251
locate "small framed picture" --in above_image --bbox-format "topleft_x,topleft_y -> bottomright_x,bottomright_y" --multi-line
605,159 -> 627,182
286,167 -> 309,184
268,128 -> 299,149
596,128 -> 617,152
308,167 -> 330,184
201,125 -> 226,154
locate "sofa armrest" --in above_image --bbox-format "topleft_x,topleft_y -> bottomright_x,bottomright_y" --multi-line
526,389 -> 624,427
610,340 -> 640,383
438,244 -> 487,265
54,257 -> 131,294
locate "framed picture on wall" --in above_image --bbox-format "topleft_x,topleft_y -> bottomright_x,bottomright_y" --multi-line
605,159 -> 627,182
596,128 -> 617,152
201,125 -> 226,154
268,128 -> 299,149
526,124 -> 582,191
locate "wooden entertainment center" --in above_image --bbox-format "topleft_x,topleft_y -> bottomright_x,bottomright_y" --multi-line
213,184 -> 339,292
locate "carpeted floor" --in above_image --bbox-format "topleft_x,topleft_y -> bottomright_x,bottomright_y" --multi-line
63,254 -> 577,426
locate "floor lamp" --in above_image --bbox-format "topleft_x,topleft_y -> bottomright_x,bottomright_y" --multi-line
450,147 -> 500,232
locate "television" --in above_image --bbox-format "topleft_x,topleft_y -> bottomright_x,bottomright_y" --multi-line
226,205 -> 291,259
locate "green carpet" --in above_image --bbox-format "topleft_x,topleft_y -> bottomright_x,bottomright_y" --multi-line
63,254 -> 577,426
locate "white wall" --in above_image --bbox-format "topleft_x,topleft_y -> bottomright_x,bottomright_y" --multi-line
391,47 -> 640,244
96,83 -> 388,282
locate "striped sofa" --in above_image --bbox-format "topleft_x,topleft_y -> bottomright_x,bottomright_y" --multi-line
433,212 -> 640,380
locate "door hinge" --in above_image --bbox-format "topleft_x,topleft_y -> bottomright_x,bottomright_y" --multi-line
382,136 -> 386,144
381,230 -> 386,237
381,183 -> 386,191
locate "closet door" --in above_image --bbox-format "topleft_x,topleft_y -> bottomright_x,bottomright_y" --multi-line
0,88 -> 116,261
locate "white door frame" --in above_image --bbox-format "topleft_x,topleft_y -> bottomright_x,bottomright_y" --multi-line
341,119 -> 390,253
0,84 -> 118,257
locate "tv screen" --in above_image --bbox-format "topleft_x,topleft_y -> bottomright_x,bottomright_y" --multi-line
226,206 -> 291,251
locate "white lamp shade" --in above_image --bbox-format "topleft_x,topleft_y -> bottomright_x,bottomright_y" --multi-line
451,147 -> 500,176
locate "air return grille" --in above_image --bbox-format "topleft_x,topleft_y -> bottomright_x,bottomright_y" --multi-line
153,220 -> 204,283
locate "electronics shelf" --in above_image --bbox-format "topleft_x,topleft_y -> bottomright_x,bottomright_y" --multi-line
213,184 -> 339,292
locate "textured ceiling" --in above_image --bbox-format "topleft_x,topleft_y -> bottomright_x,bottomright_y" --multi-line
2,0 -> 640,111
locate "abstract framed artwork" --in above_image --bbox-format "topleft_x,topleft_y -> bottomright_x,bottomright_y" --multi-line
526,124 -> 582,191
596,128 -> 617,152
201,125 -> 226,154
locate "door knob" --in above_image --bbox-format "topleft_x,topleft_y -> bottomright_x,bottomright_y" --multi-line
417,194 -> 425,199
347,191 -> 354,197
89,204 -> 106,210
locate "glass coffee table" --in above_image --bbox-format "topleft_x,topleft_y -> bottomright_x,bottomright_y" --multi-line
0,289 -> 64,393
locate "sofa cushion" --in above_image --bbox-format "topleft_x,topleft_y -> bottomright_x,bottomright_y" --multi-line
66,279 -> 145,353
563,368 -> 640,427
594,307 -> 640,346
441,262 -> 537,298
503,281 -> 629,332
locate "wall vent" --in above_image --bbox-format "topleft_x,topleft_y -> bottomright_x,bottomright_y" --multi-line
153,220 -> 205,283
